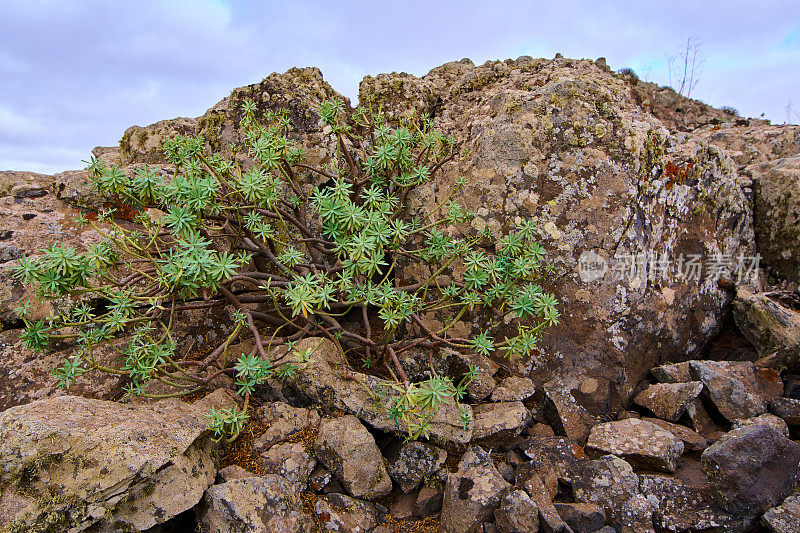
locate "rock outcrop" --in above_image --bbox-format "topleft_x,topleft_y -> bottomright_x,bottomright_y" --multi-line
0,390 -> 236,532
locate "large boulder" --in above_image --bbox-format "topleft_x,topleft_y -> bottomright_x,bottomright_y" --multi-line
701,425 -> 800,515
0,390 -> 235,532
370,57 -> 755,398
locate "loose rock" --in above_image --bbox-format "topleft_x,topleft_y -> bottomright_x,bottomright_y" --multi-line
586,418 -> 685,473
633,381 -> 704,421
313,415 -> 393,500
441,447 -> 511,533
701,425 -> 800,515
387,441 -> 447,493
198,475 -> 314,533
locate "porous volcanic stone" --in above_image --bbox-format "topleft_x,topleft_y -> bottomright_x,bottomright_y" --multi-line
441,447 -> 511,533
312,415 -> 392,500
701,425 -> 800,515
586,418 -> 684,473
633,381 -> 704,421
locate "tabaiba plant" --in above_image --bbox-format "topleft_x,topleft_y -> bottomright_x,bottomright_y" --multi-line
12,97 -> 559,442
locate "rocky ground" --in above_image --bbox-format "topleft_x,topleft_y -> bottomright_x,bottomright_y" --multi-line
1,55 -> 799,532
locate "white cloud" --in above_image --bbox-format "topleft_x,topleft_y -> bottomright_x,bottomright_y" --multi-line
1,0 -> 799,172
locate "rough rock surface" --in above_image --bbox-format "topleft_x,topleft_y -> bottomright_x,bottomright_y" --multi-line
490,376 -> 536,402
471,401 -> 531,443
493,489 -> 540,533
643,418 -> 708,451
639,474 -> 757,532
586,418 -> 685,473
197,475 -> 314,533
554,502 -> 606,533
748,156 -> 800,282
312,415 -> 392,500
386,441 -> 447,493
441,447 -> 511,533
731,413 -> 790,437
312,493 -> 379,533
269,337 -> 473,444
117,59 -> 758,398
540,379 -> 597,444
701,425 -> 800,515
253,401 -> 320,451
378,57 -> 755,398
259,442 -> 316,489
770,397 -> 800,425
689,360 -> 767,421
571,455 -> 640,522
0,390 -> 235,532
633,381 -> 703,421
733,289 -> 800,370
763,493 -> 800,533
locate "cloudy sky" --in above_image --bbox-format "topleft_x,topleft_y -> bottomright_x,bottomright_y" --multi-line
1,0 -> 798,173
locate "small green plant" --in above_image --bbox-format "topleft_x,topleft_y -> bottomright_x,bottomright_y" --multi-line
12,97 -> 558,442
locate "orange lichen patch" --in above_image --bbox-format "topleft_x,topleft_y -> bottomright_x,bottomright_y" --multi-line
572,443 -> 588,459
218,408 -> 270,475
663,161 -> 694,190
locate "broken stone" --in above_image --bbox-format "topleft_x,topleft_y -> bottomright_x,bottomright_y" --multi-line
260,442 -> 316,489
387,441 -> 447,493
217,465 -> 254,483
571,455 -> 640,522
643,418 -> 708,452
701,425 -> 800,515
276,338 -> 473,444
733,288 -> 800,369
689,360 -> 767,421
491,376 -> 536,402
253,401 -> 319,451
441,447 -> 511,533
650,361 -> 692,383
494,489 -> 541,533
732,413 -> 790,438
763,493 -> 800,533
633,382 -> 704,422
639,474 -> 758,532
540,380 -> 596,444
313,493 -> 379,533
770,397 -> 800,425
618,494 -> 656,533
414,485 -> 444,517
522,473 -> 572,533
685,398 -> 724,438
198,475 -> 314,533
312,415 -> 392,500
586,418 -> 685,473
472,401 -> 532,443
0,391 -> 234,532
308,465 -> 333,493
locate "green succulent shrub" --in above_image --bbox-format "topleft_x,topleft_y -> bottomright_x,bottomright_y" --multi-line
12,98 -> 558,442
